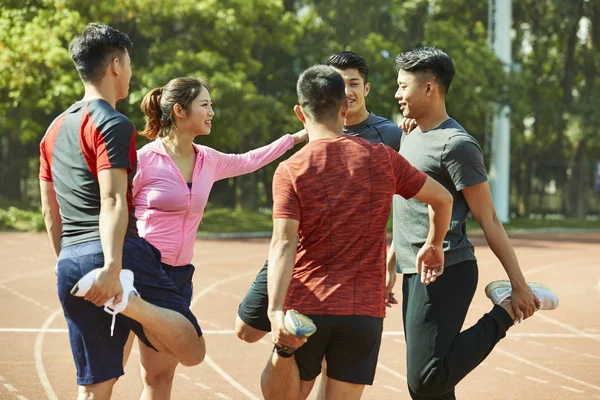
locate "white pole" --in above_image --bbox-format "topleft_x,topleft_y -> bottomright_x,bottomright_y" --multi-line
488,0 -> 512,223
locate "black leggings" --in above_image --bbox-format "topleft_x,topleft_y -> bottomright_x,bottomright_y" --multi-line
402,260 -> 514,399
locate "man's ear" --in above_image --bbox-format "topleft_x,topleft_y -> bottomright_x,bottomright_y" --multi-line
425,82 -> 434,96
107,57 -> 120,78
294,105 -> 306,123
364,82 -> 371,98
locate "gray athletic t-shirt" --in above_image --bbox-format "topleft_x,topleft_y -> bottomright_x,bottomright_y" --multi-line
392,118 -> 488,274
344,113 -> 402,150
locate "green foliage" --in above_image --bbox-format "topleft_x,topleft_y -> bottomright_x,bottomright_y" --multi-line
0,0 -> 599,218
0,207 -> 45,232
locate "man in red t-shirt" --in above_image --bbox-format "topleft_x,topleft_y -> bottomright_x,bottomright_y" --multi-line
261,65 -> 453,400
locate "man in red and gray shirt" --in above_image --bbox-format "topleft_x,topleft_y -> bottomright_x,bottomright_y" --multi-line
261,65 -> 454,400
39,23 -> 205,399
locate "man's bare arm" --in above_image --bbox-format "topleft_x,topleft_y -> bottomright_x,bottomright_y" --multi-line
412,176 -> 453,284
267,217 -> 305,349
463,181 -> 539,320
83,168 -> 129,307
40,180 -> 62,257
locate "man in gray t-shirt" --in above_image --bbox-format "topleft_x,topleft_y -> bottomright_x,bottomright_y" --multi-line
388,47 -> 557,400
393,118 -> 486,272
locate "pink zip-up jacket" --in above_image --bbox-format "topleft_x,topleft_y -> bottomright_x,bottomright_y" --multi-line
132,135 -> 295,266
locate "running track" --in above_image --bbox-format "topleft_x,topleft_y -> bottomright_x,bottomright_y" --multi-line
1,231 -> 599,399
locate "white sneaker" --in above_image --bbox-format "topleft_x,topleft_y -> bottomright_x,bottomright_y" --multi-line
485,280 -> 559,310
71,268 -> 139,336
284,309 -> 317,338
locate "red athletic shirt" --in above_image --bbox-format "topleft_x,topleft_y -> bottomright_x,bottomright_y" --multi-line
273,136 -> 427,318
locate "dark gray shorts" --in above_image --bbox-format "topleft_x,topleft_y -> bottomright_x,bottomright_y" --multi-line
237,261 -> 271,332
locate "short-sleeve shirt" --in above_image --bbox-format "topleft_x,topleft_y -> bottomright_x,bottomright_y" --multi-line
344,113 -> 403,151
392,118 -> 488,274
273,135 -> 427,318
39,99 -> 139,248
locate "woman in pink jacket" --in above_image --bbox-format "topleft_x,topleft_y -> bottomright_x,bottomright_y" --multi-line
132,77 -> 305,399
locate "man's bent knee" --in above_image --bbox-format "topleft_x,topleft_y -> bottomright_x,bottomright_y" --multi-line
235,316 -> 268,343
408,366 -> 448,398
179,336 -> 206,366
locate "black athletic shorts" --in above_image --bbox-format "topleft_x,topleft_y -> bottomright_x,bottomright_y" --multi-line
295,315 -> 384,385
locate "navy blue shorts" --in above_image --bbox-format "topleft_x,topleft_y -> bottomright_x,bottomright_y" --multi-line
56,237 -> 202,385
160,263 -> 195,305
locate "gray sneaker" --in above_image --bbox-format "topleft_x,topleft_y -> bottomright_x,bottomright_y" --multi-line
485,280 -> 559,310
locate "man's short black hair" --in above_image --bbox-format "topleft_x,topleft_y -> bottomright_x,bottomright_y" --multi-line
327,50 -> 369,83
297,65 -> 346,123
69,23 -> 133,83
395,47 -> 455,95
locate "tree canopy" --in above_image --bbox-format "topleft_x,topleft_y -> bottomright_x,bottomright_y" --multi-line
1,0 -> 598,216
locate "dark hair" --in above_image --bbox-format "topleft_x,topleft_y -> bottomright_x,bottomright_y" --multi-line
140,77 -> 210,140
69,23 -> 133,83
394,47 -> 455,95
297,65 -> 346,123
327,51 -> 369,83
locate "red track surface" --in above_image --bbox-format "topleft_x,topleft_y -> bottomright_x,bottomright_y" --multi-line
1,232 -> 599,399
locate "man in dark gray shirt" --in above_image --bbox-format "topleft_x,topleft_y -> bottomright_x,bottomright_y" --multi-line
388,47 -> 559,400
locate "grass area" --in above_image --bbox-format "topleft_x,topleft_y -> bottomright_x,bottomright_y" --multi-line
477,216 -> 600,231
201,207 -> 600,233
199,207 -> 274,233
2,205 -> 599,234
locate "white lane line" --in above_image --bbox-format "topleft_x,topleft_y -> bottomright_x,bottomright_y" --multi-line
384,385 -> 403,393
495,367 -> 516,375
0,283 -> 51,311
211,289 -> 242,300
381,331 -> 600,338
554,346 -> 573,353
196,319 -> 224,329
525,376 -> 548,384
535,313 -> 600,343
560,386 -> 584,394
0,329 -> 68,333
16,395 -> 29,400
3,384 -> 17,392
34,308 -> 61,400
204,355 -> 261,400
0,328 -> 236,334
584,353 -> 600,360
215,393 -> 232,399
480,362 -> 488,366
0,374 -> 4,381
195,382 -> 211,390
190,270 -> 258,308
190,270 -> 263,399
3,327 -> 600,340
0,270 -> 49,284
177,373 -> 192,381
377,362 -> 407,382
525,340 -> 545,347
496,348 -> 600,392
